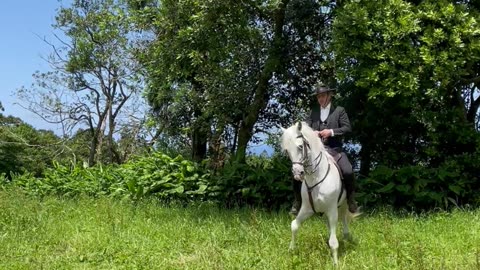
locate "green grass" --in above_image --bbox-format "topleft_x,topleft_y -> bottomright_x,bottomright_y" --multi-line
1,190 -> 479,269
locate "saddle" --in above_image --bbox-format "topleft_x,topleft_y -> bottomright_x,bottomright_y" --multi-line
326,147 -> 344,180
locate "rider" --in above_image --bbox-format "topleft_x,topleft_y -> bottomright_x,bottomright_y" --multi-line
290,82 -> 358,215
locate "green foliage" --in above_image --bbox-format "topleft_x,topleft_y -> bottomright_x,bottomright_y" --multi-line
0,115 -> 63,177
3,150 -> 297,210
333,0 -> 480,203
334,0 -> 480,100
119,152 -> 211,201
5,143 -> 479,211
6,151 -> 211,202
10,162 -> 122,198
359,150 -> 480,210
209,155 -> 293,209
133,0 -> 336,162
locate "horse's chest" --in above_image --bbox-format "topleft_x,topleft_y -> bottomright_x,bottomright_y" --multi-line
303,185 -> 337,213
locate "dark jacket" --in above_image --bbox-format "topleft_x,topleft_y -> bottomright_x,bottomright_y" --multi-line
306,103 -> 351,152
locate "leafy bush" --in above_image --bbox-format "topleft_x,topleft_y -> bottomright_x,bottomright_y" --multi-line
6,151 -> 211,202
5,147 -> 479,211
358,151 -> 480,210
118,152 -> 210,201
9,162 -> 123,197
209,155 -> 293,210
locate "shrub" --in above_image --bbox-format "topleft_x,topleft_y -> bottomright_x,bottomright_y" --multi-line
209,155 -> 293,210
119,152 -> 211,201
359,151 -> 480,210
5,152 -> 212,202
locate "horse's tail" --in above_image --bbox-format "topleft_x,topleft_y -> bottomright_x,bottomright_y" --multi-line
346,208 -> 362,223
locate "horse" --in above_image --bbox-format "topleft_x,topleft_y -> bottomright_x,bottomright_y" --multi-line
280,121 -> 357,265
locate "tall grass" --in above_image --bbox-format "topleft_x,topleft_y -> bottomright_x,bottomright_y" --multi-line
0,190 -> 479,269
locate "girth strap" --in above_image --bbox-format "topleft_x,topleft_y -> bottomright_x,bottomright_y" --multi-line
332,161 -> 344,204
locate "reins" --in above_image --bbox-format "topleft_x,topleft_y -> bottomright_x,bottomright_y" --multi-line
305,163 -> 330,214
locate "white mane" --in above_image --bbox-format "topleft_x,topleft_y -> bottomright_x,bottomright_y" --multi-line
281,121 -> 326,153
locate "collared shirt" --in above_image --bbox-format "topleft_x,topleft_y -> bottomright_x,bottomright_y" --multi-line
320,103 -> 331,122
320,103 -> 334,137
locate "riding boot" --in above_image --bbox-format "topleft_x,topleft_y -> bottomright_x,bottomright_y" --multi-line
344,174 -> 358,213
290,179 -> 302,216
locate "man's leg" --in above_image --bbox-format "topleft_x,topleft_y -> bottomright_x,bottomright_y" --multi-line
337,153 -> 358,213
290,178 -> 302,216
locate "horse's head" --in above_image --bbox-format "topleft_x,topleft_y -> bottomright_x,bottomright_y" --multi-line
280,121 -> 312,181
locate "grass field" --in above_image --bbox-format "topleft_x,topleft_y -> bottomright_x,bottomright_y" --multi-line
1,190 -> 479,269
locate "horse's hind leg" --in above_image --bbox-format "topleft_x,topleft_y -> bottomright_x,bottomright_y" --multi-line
326,208 -> 339,265
289,207 -> 313,251
339,202 -> 351,240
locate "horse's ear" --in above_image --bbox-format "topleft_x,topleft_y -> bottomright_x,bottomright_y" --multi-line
280,126 -> 286,133
297,121 -> 302,131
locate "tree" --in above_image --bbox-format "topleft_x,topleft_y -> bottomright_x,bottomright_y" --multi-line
0,112 -> 64,177
17,0 -> 145,166
332,0 -> 480,185
132,0 -> 338,163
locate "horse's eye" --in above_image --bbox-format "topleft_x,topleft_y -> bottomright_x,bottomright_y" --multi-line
298,144 -> 303,150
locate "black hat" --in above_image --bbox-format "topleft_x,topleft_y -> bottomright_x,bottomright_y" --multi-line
312,82 -> 336,96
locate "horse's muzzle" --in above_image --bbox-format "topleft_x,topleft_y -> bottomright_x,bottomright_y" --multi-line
293,169 -> 305,181
293,174 -> 304,181
292,164 -> 305,181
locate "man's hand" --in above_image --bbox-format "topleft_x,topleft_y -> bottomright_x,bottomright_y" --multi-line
319,129 -> 332,139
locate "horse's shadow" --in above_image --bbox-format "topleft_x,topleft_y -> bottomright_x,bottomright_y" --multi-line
337,235 -> 359,257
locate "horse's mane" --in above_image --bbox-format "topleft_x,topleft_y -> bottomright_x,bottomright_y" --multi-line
281,121 -> 326,152
298,122 -> 326,152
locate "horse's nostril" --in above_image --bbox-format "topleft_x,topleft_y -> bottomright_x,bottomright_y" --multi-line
300,171 -> 305,175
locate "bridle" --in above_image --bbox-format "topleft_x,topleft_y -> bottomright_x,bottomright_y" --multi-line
291,134 -> 325,175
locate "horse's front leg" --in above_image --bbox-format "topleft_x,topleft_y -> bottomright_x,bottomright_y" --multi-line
289,207 -> 313,251
326,208 -> 339,265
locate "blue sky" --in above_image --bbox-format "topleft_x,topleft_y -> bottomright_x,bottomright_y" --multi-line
0,1 -> 70,133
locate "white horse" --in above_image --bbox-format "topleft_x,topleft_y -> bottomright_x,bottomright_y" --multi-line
280,121 -> 357,265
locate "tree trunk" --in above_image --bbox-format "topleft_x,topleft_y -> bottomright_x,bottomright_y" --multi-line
108,109 -> 121,163
192,126 -> 207,162
88,132 -> 98,167
190,79 -> 208,162
88,108 -> 108,166
466,83 -> 480,127
234,0 -> 290,163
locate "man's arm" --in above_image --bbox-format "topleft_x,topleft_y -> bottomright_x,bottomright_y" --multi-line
305,110 -> 314,128
332,107 -> 351,136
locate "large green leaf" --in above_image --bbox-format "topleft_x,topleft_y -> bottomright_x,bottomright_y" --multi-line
377,182 -> 395,193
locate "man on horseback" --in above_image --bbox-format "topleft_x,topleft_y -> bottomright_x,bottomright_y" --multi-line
290,82 -> 358,215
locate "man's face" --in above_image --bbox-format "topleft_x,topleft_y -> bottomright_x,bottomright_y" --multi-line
316,92 -> 332,108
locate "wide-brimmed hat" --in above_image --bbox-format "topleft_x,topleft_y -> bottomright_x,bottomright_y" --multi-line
312,82 -> 336,96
